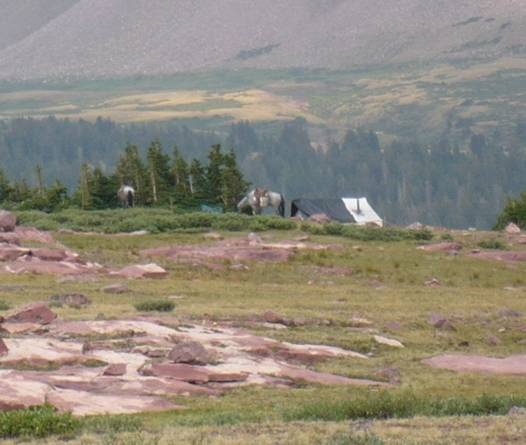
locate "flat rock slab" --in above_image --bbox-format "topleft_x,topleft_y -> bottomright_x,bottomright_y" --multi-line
469,251 -> 526,264
6,303 -> 57,325
423,354 -> 526,375
0,312 -> 385,416
111,263 -> 168,279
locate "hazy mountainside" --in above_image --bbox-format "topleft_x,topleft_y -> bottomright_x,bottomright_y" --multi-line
0,0 -> 524,80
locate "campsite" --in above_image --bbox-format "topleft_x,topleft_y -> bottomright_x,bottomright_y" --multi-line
0,207 -> 526,444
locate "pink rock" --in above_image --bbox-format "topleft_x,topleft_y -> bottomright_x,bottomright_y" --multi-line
142,363 -> 210,384
0,211 -> 16,232
423,354 -> 526,375
6,303 -> 57,325
0,338 -> 8,356
0,246 -> 30,261
31,248 -> 68,262
112,264 -> 168,279
428,314 -> 456,331
308,213 -> 331,224
101,283 -> 129,294
207,372 -> 248,383
505,223 -> 521,234
103,363 -> 127,376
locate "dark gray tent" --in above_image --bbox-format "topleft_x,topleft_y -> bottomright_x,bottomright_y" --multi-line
291,198 -> 383,226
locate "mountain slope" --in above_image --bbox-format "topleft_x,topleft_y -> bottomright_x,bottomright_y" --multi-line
0,0 -> 524,80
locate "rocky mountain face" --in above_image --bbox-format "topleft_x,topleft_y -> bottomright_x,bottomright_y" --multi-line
0,0 -> 524,80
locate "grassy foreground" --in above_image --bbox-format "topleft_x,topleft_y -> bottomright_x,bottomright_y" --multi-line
1,216 -> 526,444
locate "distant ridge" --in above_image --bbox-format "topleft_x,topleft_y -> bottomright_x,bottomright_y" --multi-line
0,0 -> 524,80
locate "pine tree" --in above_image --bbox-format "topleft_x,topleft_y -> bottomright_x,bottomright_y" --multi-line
0,168 -> 12,204
147,139 -> 171,205
78,164 -> 93,210
115,144 -> 148,205
221,149 -> 249,211
189,159 -> 207,200
90,168 -> 119,209
172,146 -> 191,202
35,165 -> 44,197
205,144 -> 225,203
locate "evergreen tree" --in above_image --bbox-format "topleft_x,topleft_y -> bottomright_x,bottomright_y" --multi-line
205,144 -> 225,203
146,139 -> 171,205
172,146 -> 191,202
45,180 -> 68,211
0,168 -> 12,204
90,168 -> 119,209
115,144 -> 148,205
221,149 -> 249,211
78,164 -> 93,210
189,159 -> 207,200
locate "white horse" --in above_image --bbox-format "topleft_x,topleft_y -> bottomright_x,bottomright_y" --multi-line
118,185 -> 135,208
237,188 -> 285,217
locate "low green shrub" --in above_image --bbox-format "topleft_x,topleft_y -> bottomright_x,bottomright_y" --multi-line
82,415 -> 143,434
0,405 -> 79,439
283,392 -> 526,422
0,300 -> 10,311
134,300 -> 175,312
478,239 -> 508,250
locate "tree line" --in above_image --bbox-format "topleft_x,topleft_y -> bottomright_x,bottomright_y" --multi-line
1,116 -> 526,228
0,142 -> 248,212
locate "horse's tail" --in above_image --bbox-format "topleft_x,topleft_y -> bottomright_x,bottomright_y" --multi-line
278,194 -> 285,217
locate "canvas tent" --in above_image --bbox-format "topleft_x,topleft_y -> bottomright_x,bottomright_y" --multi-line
291,198 -> 383,226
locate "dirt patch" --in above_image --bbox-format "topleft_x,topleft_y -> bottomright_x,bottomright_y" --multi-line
0,313 -> 384,416
142,236 -> 336,268
423,354 -> 526,375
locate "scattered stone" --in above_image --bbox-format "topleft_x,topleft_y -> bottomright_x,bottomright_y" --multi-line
247,232 -> 262,246
425,278 -> 441,288
168,341 -> 212,365
294,235 -> 310,242
428,314 -> 456,331
101,283 -> 129,294
374,335 -> 404,348
6,303 -> 57,325
111,263 -> 168,279
0,338 -> 8,356
262,322 -> 288,330
308,213 -> 331,224
384,321 -> 402,331
103,363 -> 127,376
0,211 -> 16,232
498,308 -> 522,318
509,406 -> 526,416
374,367 -> 401,384
49,294 -> 91,308
487,335 -> 501,346
498,327 -> 506,333
505,223 -> 521,234
407,222 -> 425,230
203,232 -> 223,241
469,250 -> 526,264
262,311 -> 296,327
348,317 -> 374,328
229,263 -> 249,271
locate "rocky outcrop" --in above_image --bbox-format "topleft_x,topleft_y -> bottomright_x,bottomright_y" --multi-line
0,211 -> 16,232
168,341 -> 213,366
6,303 -> 57,325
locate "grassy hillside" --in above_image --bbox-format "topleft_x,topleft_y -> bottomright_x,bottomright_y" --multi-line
1,219 -> 526,444
2,59 -> 525,141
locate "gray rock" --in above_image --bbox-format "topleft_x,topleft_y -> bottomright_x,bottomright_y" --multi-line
0,210 -> 16,232
168,341 -> 211,365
